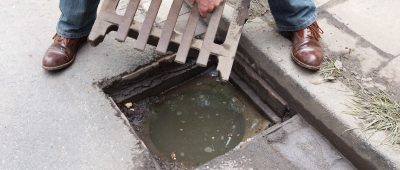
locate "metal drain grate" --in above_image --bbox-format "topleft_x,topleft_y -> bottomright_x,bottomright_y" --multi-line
88,0 -> 250,81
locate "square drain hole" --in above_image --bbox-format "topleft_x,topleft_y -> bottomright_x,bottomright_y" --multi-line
102,58 -> 281,169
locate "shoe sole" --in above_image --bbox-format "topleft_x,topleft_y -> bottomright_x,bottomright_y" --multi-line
42,54 -> 76,71
290,52 -> 320,71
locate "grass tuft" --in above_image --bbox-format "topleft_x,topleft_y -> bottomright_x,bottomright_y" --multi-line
320,57 -> 343,81
352,86 -> 400,144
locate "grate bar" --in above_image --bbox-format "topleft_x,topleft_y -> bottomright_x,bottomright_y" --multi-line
115,0 -> 141,42
155,0 -> 184,54
134,0 -> 162,51
196,3 -> 224,66
175,6 -> 200,64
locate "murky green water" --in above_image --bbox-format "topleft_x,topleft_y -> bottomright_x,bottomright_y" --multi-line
142,75 -> 270,168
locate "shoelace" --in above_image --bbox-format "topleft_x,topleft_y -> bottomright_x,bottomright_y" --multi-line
53,34 -> 76,46
308,22 -> 324,40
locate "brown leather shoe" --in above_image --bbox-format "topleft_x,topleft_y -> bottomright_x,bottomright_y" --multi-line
291,22 -> 324,71
42,34 -> 87,71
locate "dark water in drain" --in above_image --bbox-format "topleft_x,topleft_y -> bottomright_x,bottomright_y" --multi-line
142,75 -> 269,167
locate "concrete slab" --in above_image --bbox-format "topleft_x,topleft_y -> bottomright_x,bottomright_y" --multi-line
198,115 -> 355,170
318,18 -> 389,74
0,1 -> 157,169
218,2 -> 400,169
220,13 -> 400,169
326,0 -> 400,56
379,56 -> 400,84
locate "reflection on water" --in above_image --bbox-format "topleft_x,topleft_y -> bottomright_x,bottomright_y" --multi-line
142,75 -> 270,168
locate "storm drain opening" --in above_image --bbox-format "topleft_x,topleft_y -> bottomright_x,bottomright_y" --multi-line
102,53 -> 291,169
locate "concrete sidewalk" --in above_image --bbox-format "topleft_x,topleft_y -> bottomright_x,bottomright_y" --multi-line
0,1 -> 157,169
0,0 -> 399,169
318,0 -> 400,98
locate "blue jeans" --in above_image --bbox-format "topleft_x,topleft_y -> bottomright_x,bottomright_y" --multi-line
57,0 -> 100,38
268,0 -> 317,31
57,0 -> 316,38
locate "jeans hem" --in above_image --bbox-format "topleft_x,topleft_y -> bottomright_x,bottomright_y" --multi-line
276,14 -> 317,32
56,27 -> 91,39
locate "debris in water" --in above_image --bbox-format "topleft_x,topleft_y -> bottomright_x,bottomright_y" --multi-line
226,137 -> 232,146
124,102 -> 133,108
204,147 -> 214,153
171,152 -> 177,161
251,123 -> 257,129
139,75 -> 270,167
210,71 -> 219,77
232,97 -> 238,102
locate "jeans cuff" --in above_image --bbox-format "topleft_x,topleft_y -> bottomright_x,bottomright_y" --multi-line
56,27 -> 91,39
276,14 -> 317,32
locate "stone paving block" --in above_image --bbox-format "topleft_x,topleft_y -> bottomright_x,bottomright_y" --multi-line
327,0 -> 400,56
379,57 -> 400,84
318,18 -> 388,74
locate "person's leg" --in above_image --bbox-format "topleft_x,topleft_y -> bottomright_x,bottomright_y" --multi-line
268,0 -> 323,70
42,0 -> 100,71
268,0 -> 317,32
57,0 -> 101,38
